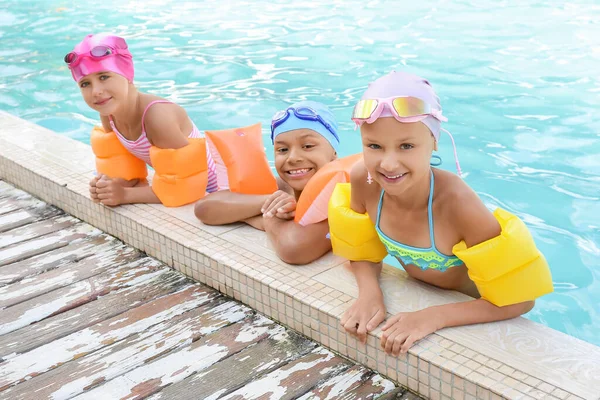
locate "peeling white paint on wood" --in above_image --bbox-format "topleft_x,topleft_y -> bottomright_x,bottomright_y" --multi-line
73,319 -> 282,400
0,285 -> 217,390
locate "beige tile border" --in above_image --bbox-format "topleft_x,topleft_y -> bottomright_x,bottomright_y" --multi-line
1,111 -> 598,400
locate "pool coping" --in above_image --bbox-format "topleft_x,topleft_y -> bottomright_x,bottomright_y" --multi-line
1,111 -> 598,400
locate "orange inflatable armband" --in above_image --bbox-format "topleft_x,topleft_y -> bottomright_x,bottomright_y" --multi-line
205,123 -> 277,195
149,138 -> 208,207
90,126 -> 147,181
295,153 -> 362,226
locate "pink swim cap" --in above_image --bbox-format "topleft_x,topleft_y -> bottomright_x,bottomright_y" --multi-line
359,71 -> 445,141
66,33 -> 134,83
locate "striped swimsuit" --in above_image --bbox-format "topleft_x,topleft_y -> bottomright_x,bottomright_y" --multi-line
109,100 -> 218,193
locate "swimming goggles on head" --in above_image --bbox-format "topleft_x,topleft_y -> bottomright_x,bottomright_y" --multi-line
270,106 -> 340,143
351,96 -> 447,124
64,42 -> 131,67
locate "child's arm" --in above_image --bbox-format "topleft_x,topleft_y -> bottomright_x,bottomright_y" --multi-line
195,178 -> 288,226
262,217 -> 331,265
194,191 -> 272,225
96,108 -> 187,206
380,185 -> 533,355
340,161 -> 387,343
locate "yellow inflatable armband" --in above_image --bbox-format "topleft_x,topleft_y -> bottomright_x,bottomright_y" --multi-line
90,126 -> 148,181
328,183 -> 388,263
452,208 -> 553,307
150,138 -> 208,207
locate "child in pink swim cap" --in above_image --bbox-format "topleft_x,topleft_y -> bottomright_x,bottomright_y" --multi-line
65,33 -> 218,206
339,71 -> 542,354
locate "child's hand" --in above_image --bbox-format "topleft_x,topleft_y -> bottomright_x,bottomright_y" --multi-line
381,309 -> 440,355
96,175 -> 126,207
261,190 -> 296,220
341,292 -> 386,344
89,175 -> 101,203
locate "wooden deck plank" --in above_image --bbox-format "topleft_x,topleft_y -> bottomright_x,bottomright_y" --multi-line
0,205 -> 63,233
2,299 -> 253,400
0,234 -> 121,286
0,210 -> 35,232
219,347 -> 352,400
154,329 -> 317,400
0,256 -> 168,335
0,215 -> 80,249
0,270 -> 190,359
0,223 -> 100,267
297,365 -> 396,400
0,242 -> 137,308
375,388 -> 421,400
0,284 -> 219,391
72,315 -> 280,400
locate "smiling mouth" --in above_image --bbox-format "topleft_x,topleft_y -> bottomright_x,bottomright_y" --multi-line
380,172 -> 407,182
95,97 -> 112,105
285,168 -> 313,178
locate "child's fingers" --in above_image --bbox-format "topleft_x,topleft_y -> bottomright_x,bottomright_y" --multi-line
277,201 -> 296,213
356,322 -> 368,344
343,316 -> 360,335
275,210 -> 295,220
382,313 -> 402,330
261,193 -> 282,214
401,335 -> 419,354
392,332 -> 410,356
366,309 -> 386,332
264,197 -> 288,217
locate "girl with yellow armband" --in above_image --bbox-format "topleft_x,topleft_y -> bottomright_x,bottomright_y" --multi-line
329,71 -> 553,355
65,33 -> 218,207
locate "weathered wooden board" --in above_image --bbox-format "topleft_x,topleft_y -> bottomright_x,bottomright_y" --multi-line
220,347 -> 353,400
0,223 -> 99,267
0,242 -> 137,309
0,256 -> 165,335
2,299 -> 253,400
0,284 -> 219,390
0,270 -> 190,359
0,205 -> 62,233
0,234 -> 120,285
0,216 -> 81,249
154,330 -> 317,400
73,315 -> 281,400
297,365 -> 396,400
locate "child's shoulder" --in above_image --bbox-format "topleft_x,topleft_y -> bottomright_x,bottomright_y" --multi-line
434,169 -> 500,245
140,94 -> 190,129
434,169 -> 481,212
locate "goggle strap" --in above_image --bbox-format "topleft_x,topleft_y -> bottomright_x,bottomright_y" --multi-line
441,128 -> 462,177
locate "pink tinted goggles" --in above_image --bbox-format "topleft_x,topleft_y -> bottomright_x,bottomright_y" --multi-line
351,96 -> 448,125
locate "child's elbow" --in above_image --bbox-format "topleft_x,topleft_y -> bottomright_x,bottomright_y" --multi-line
194,198 -> 218,225
276,247 -> 312,265
520,300 -> 535,315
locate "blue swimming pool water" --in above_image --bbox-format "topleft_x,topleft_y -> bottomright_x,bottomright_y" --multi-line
1,0 -> 599,346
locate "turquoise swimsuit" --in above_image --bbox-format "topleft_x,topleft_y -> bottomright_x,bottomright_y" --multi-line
375,170 -> 463,272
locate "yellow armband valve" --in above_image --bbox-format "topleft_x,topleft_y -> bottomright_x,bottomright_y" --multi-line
328,183 -> 388,263
452,208 -> 553,307
90,127 -> 148,181
150,138 -> 208,207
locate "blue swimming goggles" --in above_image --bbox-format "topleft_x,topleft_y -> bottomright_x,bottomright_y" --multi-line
270,106 -> 340,143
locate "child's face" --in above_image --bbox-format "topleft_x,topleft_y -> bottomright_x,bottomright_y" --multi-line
274,128 -> 337,193
78,71 -> 129,116
361,117 -> 436,196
